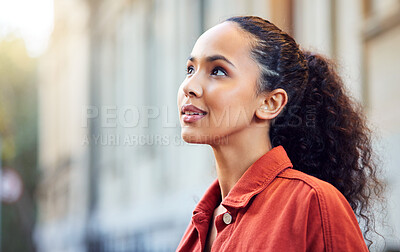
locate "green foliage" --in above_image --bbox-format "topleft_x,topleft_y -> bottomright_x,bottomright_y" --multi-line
0,35 -> 38,252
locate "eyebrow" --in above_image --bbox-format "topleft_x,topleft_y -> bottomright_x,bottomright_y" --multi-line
188,54 -> 236,68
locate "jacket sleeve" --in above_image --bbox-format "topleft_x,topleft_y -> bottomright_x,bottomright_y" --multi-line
306,181 -> 369,252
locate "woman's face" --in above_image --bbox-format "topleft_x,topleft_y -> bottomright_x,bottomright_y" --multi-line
177,21 -> 262,145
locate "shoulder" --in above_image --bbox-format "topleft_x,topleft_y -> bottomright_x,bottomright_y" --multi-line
275,168 -> 368,251
277,168 -> 344,201
276,168 -> 355,221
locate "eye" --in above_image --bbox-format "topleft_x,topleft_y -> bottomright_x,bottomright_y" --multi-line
186,66 -> 195,75
211,67 -> 227,76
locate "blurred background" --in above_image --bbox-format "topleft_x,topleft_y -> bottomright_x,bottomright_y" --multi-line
0,0 -> 400,251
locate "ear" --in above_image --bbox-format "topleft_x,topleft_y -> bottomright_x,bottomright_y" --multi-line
255,88 -> 288,120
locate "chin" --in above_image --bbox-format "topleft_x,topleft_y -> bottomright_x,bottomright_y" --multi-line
181,130 -> 229,146
181,133 -> 209,144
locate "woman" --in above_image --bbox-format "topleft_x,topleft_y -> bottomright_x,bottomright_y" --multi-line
176,16 -> 383,251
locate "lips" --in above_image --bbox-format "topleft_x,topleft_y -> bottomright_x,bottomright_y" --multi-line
181,104 -> 207,114
181,104 -> 207,123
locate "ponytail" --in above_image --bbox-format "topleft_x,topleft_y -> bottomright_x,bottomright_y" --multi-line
226,16 -> 385,248
272,50 -> 369,196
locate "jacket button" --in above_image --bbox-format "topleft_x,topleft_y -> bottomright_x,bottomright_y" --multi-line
223,212 -> 232,225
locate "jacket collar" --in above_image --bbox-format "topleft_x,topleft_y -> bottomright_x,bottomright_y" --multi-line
193,145 -> 293,216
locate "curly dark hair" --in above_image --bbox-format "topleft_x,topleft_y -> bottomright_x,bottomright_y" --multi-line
225,16 -> 385,248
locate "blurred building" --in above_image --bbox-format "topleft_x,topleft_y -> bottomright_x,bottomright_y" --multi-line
35,0 -> 400,251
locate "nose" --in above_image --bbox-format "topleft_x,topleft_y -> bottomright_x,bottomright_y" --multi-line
181,76 -> 203,98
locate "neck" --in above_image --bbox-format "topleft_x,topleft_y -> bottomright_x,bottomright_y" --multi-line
210,125 -> 272,201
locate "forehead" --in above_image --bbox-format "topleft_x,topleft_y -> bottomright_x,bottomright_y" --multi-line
190,22 -> 254,63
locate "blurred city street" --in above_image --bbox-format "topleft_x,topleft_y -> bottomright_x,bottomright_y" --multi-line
0,0 -> 400,251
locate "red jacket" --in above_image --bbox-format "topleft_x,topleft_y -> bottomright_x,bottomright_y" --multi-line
176,145 -> 368,251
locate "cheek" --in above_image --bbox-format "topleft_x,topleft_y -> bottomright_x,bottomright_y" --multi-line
205,87 -> 230,115
207,82 -> 255,110
207,95 -> 255,128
